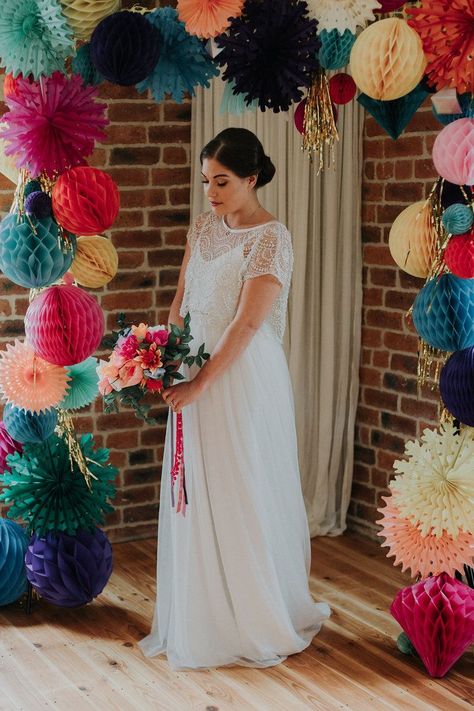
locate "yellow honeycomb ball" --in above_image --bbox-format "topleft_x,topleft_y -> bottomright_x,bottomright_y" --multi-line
71,235 -> 118,288
389,201 -> 438,278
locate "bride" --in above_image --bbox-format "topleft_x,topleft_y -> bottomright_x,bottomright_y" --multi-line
139,127 -> 330,670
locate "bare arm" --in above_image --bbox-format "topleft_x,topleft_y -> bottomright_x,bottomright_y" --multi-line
167,242 -> 191,329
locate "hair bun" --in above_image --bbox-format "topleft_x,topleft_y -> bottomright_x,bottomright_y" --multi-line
257,154 -> 276,188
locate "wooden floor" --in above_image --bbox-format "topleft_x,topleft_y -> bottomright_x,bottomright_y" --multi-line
0,532 -> 472,711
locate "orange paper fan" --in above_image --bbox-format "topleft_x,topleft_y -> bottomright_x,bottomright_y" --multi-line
0,340 -> 70,414
408,0 -> 474,94
377,497 -> 474,580
177,0 -> 245,38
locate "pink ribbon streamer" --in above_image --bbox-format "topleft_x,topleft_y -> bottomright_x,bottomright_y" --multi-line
170,411 -> 187,516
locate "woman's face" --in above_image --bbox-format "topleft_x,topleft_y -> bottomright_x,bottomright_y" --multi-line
201,157 -> 257,216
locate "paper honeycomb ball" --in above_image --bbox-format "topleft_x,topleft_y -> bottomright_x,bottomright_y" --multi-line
0,421 -> 22,475
433,118 -> 474,186
70,235 -> 118,288
412,273 -> 474,352
0,518 -> 28,606
52,166 -> 120,236
444,229 -> 474,278
440,346 -> 474,426
350,18 -> 427,101
376,0 -> 406,10
24,191 -> 52,219
90,11 -> 162,86
0,214 -> 76,289
328,72 -> 357,104
319,29 -> 356,71
442,203 -> 474,235
60,0 -> 121,41
389,201 -> 438,278
390,574 -> 474,678
3,403 -> 57,444
25,527 -> 113,608
25,285 -> 105,367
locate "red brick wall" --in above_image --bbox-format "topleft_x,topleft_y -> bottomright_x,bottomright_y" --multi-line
348,100 -> 442,538
0,1 -> 191,543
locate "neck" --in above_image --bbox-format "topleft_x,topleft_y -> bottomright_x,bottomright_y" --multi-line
225,198 -> 261,229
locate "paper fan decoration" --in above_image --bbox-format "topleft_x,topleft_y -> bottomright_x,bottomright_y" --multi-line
0,72 -> 108,178
177,0 -> 245,39
136,7 -> 219,104
215,0 -> 319,113
306,0 -> 381,33
71,43 -> 103,86
0,340 -> 69,414
391,423 -> 474,538
220,78 -> 258,115
408,0 -> 474,94
60,357 -> 100,411
377,497 -> 474,579
0,433 -> 117,536
358,81 -> 430,141
70,235 -> 118,288
60,0 -> 121,41
0,0 -> 74,79
388,200 -> 438,278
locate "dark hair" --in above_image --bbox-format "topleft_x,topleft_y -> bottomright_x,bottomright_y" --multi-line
200,128 -> 276,189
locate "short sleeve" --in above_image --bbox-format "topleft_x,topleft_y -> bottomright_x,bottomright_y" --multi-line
242,224 -> 293,287
186,212 -> 211,251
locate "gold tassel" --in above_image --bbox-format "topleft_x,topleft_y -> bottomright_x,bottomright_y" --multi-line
416,338 -> 448,393
302,68 -> 339,173
56,410 -> 98,492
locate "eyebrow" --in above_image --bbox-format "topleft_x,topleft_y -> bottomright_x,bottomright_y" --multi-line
201,172 -> 229,178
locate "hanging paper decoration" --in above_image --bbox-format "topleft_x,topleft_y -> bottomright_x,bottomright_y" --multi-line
388,201 -> 438,278
24,192 -> 52,219
432,118 -> 474,186
52,166 -> 120,235
375,0 -> 406,10
319,29 -> 356,71
24,179 -> 42,197
306,0 -> 381,33
408,0 -> 474,94
0,340 -> 69,414
3,403 -> 57,444
71,43 -> 103,86
412,273 -> 474,352
0,214 -> 75,290
390,423 -> 474,538
0,422 -> 22,475
350,18 -> 427,101
90,11 -> 162,87
358,81 -> 430,141
442,203 -> 474,235
3,73 -> 20,99
177,0 -> 245,39
444,229 -> 474,278
377,497 -> 474,579
215,0 -> 319,113
294,99 -> 306,134
440,346 -> 474,426
0,0 -> 74,80
0,72 -> 108,178
70,235 -> 118,288
438,180 -> 474,210
25,285 -> 105,367
60,0 -> 121,41
0,518 -> 28,606
328,73 -> 356,105
60,357 -> 100,411
390,574 -> 474,678
220,79 -> 258,115
301,69 -> 339,171
136,7 -> 219,104
25,527 -> 113,607
1,433 -> 116,535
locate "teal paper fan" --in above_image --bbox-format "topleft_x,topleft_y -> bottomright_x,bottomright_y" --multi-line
358,81 -> 429,140
0,433 -> 117,536
220,79 -> 258,115
71,43 -> 103,86
60,357 -> 100,411
0,0 -> 75,79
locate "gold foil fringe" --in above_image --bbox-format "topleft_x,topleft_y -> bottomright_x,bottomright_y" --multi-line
302,69 -> 339,173
56,410 -> 98,492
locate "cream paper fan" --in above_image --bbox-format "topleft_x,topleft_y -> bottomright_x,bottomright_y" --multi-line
390,423 -> 474,538
306,0 -> 381,33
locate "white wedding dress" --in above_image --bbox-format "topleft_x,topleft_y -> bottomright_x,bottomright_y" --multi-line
139,211 -> 330,670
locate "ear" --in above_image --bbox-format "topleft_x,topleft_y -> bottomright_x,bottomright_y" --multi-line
247,174 -> 258,190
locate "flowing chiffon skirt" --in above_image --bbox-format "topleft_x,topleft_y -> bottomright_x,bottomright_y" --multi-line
139,315 -> 330,670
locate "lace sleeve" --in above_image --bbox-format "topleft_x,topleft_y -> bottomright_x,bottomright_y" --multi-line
242,223 -> 293,287
186,212 -> 211,251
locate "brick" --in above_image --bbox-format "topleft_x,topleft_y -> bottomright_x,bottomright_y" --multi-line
149,125 -> 190,144
363,244 -> 392,265
108,102 -> 161,123
361,225 -> 382,243
108,167 -> 149,187
163,147 -> 187,165
123,503 -> 158,523
360,367 -> 382,388
151,168 -> 191,186
353,463 -> 370,483
385,182 -> 423,202
116,485 -> 156,505
0,319 -> 25,337
370,267 -> 397,287
383,371 -> 418,396
107,271 -> 156,291
159,268 -> 180,287
112,230 -> 161,249
111,147 -> 161,165
120,188 -> 166,209
169,187 -> 191,205
390,353 -> 418,374
106,431 -> 139,449
351,482 -> 376,504
371,468 -> 390,489
101,291 -> 153,311
0,299 -> 12,316
366,308 -> 403,331
163,228 -> 188,246
372,350 -> 389,368
354,445 -> 375,465
105,125 -> 147,145
116,250 -> 145,269
148,248 -> 185,268
123,465 -> 159,486
113,209 -> 144,229
97,412 -> 143,431
377,449 -> 397,471
381,412 -> 417,437
400,396 -> 438,421
148,209 -> 190,228
384,290 -> 416,311
364,387 -> 398,412
370,429 -> 406,455
129,449 -> 155,466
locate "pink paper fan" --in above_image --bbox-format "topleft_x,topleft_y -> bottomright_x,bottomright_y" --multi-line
0,421 -> 22,474
0,340 -> 69,413
377,497 -> 474,579
0,72 -> 108,177
177,0 -> 245,38
390,573 -> 474,677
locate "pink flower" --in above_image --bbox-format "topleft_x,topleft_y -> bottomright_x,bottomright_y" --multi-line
131,323 -> 148,341
118,360 -> 143,388
134,343 -> 163,371
117,334 -> 139,359
145,328 -> 169,346
98,377 -> 113,396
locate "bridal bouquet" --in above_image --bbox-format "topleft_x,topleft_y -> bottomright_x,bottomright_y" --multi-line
98,313 -> 209,424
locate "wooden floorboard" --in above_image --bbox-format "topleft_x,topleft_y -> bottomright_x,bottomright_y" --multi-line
0,532 -> 472,711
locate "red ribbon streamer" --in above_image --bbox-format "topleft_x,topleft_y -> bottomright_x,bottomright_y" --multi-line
170,411 -> 187,515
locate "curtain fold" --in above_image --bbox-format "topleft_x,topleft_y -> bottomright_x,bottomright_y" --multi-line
191,77 -> 363,536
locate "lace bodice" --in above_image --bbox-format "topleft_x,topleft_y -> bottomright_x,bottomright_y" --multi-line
179,211 -> 293,342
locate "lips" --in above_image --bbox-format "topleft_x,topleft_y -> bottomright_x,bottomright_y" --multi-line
210,201 -> 222,207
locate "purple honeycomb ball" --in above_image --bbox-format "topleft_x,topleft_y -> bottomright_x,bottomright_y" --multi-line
24,191 -> 52,219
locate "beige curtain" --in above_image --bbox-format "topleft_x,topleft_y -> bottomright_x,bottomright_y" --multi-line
191,77 -> 363,536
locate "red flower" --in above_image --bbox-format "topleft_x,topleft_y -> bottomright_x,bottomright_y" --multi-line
145,328 -> 169,346
146,378 -> 163,392
135,342 -> 163,370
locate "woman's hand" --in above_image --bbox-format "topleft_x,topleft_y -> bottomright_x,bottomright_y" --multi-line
162,378 -> 205,413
